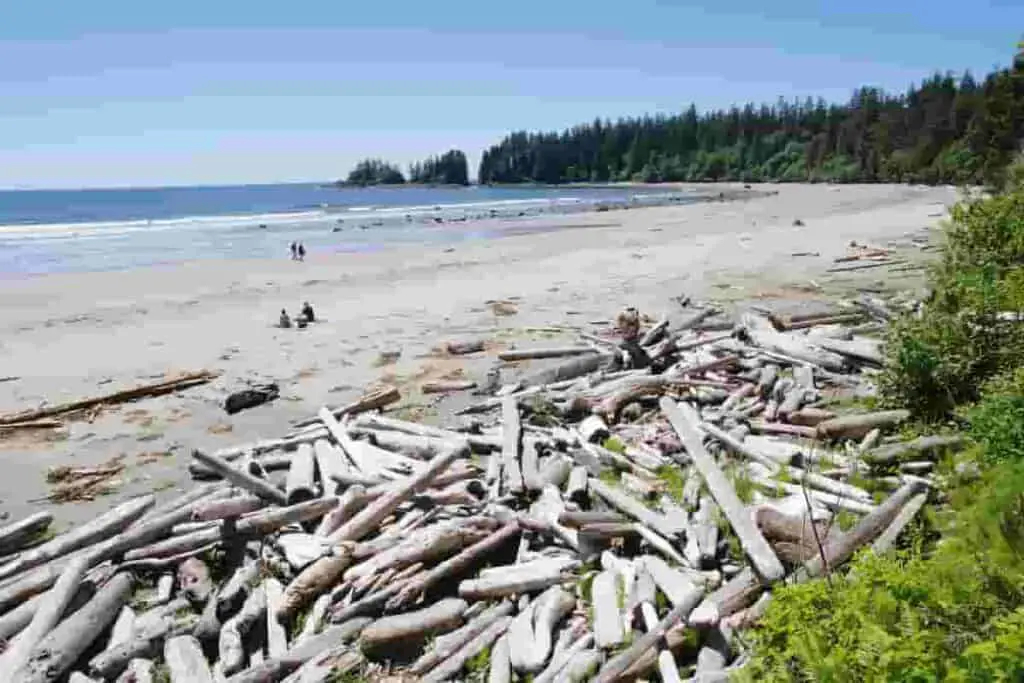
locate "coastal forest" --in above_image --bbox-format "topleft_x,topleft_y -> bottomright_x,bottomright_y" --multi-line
477,48 -> 1024,186
343,150 -> 470,187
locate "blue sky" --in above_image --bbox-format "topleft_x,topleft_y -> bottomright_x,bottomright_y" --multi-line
0,1 -> 1020,189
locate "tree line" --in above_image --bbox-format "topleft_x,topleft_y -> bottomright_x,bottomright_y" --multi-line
479,48 -> 1024,186
341,150 -> 470,186
343,47 -> 1024,188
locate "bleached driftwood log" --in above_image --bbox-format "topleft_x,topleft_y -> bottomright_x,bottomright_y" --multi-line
0,496 -> 153,582
0,513 -> 52,556
410,602 -> 514,676
219,585 -> 267,676
488,633 -> 512,683
815,410 -> 911,440
592,570 -> 624,649
190,450 -> 288,505
661,397 -> 785,583
587,479 -> 681,539
458,558 -> 579,600
285,444 -> 317,505
89,610 -> 198,679
0,556 -> 88,679
164,636 -> 213,683
224,619 -> 369,683
18,572 -> 133,683
358,598 -> 467,654
264,577 -> 289,658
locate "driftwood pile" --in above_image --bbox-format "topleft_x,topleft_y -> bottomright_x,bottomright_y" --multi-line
0,296 -> 954,682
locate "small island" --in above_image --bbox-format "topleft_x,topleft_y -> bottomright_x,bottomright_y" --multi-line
338,149 -> 470,187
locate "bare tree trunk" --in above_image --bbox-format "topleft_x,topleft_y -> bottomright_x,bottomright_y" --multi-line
358,598 -> 467,654
190,451 -> 287,506
0,513 -> 53,556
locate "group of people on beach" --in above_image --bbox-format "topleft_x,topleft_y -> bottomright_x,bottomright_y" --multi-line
289,242 -> 306,261
279,302 -> 316,329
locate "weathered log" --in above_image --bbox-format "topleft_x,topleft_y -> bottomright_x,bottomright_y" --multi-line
279,647 -> 362,683
520,586 -> 575,673
815,410 -> 910,440
311,440 -> 346,497
275,534 -> 328,571
388,521 -> 521,609
0,513 -> 53,556
539,453 -> 572,488
592,570 -> 624,650
501,345 -> 601,362
354,414 -> 502,454
863,434 -> 965,465
411,602 -> 514,676
18,572 -> 133,683
293,385 -> 400,429
445,339 -> 486,355
219,585 -> 267,676
521,353 -> 610,388
328,441 -> 467,543
458,559 -> 579,601
190,450 -> 287,506
277,546 -> 355,621
488,633 -> 512,683
164,636 -> 212,683
264,578 -> 288,658
191,496 -> 265,522
0,496 -> 153,582
359,598 -> 466,654
564,466 -> 589,506
344,525 -> 484,583
224,619 -> 368,683
815,336 -> 884,366
422,379 -> 477,394
640,556 -> 703,611
0,371 -> 216,425
697,421 -> 780,472
124,498 -> 338,561
591,596 -> 696,683
116,659 -> 153,683
661,397 -> 785,583
88,611 -> 198,679
0,556 -> 88,679
872,493 -> 928,554
741,315 -> 846,372
292,594 -> 330,647
557,511 -> 626,529
284,444 -> 316,506
588,479 -> 682,539
421,615 -> 512,683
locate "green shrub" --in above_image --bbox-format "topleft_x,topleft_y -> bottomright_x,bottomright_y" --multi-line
967,367 -> 1024,465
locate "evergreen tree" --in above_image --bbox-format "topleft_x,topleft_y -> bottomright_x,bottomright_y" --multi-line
478,49 -> 1024,188
408,150 -> 470,185
343,159 -> 406,186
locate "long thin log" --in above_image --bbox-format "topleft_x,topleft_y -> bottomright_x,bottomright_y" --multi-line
285,445 -> 316,506
863,434 -> 965,465
0,496 -> 153,582
0,513 -> 53,556
422,615 -> 512,683
522,353 -> 609,388
592,570 -> 624,649
0,556 -> 88,679
815,410 -> 911,440
264,578 -> 288,658
277,548 -> 355,621
359,598 -> 467,653
412,602 -> 514,676
458,559 -> 578,601
499,346 -> 596,362
661,397 -> 784,583
0,371 -> 216,425
588,479 -> 682,539
293,385 -> 400,429
872,493 -> 928,554
388,521 -> 520,610
698,422 -> 780,472
190,450 -> 287,505
328,441 -> 467,543
164,636 -> 213,683
488,633 -> 512,683
220,586 -> 267,676
741,315 -> 845,372
18,572 -> 133,683
191,496 -> 265,522
124,498 -> 338,561
225,619 -> 368,683
591,597 -> 695,683
89,612 -> 197,679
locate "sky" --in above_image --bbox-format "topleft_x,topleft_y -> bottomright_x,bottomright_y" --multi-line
0,1 -> 1020,189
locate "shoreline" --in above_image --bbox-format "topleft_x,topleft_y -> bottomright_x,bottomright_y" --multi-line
0,182 -> 957,526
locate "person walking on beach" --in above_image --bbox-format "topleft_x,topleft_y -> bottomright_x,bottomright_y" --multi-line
289,242 -> 298,260
279,309 -> 292,328
297,242 -> 306,262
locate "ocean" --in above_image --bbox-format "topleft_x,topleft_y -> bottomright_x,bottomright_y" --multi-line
0,183 -> 694,276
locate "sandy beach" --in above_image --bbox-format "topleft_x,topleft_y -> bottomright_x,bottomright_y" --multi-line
0,182 -> 959,527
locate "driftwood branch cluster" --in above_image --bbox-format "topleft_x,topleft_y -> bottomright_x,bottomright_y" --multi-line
0,294 -> 950,682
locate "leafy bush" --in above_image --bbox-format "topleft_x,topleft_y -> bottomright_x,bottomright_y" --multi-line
967,367 -> 1024,465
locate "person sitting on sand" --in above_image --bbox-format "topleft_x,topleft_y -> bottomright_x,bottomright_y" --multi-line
300,301 -> 315,323
279,309 -> 292,329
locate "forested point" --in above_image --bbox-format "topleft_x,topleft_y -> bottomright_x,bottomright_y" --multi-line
341,159 -> 406,186
409,149 -> 470,185
479,49 -> 1024,187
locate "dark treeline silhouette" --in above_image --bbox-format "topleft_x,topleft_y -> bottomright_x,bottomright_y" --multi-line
479,49 -> 1024,187
409,150 -> 470,185
343,159 -> 406,186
